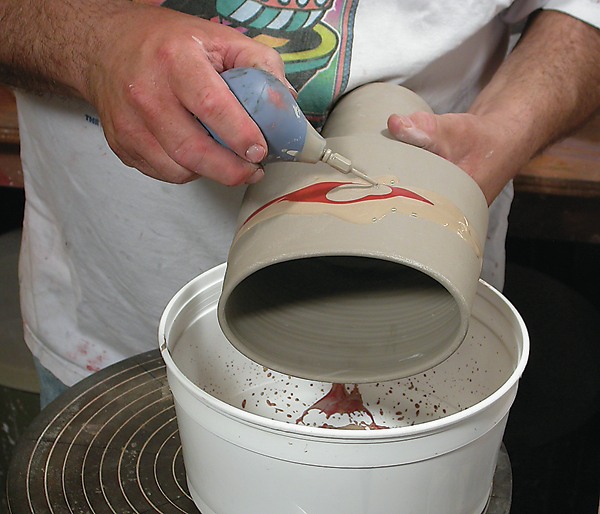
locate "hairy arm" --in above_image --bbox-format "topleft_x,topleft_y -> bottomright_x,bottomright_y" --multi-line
0,0 -> 287,184
0,0 -> 103,95
388,10 -> 600,204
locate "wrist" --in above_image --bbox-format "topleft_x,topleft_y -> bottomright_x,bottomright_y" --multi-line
76,0 -> 145,102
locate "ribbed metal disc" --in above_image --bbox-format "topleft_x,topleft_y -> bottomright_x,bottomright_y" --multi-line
7,350 -> 198,514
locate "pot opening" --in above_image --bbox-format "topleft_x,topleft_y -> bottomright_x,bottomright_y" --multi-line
220,255 -> 462,383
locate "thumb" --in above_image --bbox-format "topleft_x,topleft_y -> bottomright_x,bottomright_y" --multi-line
388,111 -> 513,205
387,112 -> 440,151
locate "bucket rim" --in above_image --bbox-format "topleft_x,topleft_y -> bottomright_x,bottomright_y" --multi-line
159,263 -> 529,442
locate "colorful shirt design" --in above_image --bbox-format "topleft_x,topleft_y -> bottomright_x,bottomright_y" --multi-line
151,0 -> 359,125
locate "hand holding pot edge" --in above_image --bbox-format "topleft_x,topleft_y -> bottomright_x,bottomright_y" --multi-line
388,10 -> 600,206
387,110 -> 518,206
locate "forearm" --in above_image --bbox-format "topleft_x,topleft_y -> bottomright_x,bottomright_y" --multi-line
468,9 -> 600,172
387,9 -> 600,204
0,0 -> 128,96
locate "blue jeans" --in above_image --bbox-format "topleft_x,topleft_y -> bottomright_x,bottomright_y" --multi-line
33,357 -> 70,409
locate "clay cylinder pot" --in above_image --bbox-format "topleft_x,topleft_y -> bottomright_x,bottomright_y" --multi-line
217,83 -> 489,383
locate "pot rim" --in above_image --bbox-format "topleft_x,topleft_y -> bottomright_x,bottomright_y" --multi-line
159,263 -> 529,442
218,250 -> 471,383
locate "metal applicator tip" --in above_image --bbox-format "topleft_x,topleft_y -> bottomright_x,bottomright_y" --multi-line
320,149 -> 379,186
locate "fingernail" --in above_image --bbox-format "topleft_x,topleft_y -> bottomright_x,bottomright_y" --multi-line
284,78 -> 298,97
398,115 -> 414,128
245,168 -> 264,185
395,116 -> 430,148
245,144 -> 267,163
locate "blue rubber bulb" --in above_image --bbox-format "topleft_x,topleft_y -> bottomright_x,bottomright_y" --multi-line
204,67 -> 326,164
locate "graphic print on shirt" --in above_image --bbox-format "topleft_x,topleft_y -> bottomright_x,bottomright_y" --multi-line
141,0 -> 359,126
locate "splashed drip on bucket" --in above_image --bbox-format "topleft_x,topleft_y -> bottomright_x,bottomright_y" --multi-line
296,383 -> 387,430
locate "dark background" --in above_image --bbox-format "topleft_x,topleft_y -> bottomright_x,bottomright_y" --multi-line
502,192 -> 600,514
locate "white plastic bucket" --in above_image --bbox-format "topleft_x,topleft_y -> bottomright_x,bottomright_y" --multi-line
159,263 -> 528,514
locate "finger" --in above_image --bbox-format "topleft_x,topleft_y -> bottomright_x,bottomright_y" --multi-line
242,53 -> 297,99
222,33 -> 289,88
151,104 -> 265,185
108,135 -> 200,184
124,122 -> 263,186
101,103 -> 199,183
387,113 -> 434,149
116,81 -> 265,185
227,52 -> 298,100
388,111 -> 468,165
168,52 -> 268,164
389,112 -> 500,205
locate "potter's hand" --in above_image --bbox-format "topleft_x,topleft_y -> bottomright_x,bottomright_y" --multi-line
389,10 -> 600,206
0,0 -> 287,185
85,5 -> 286,185
387,111 -> 515,205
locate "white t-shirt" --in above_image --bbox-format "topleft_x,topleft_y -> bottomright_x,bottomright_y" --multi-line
16,0 -> 600,386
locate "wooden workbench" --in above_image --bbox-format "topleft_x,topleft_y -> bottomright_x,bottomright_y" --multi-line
515,113 -> 600,198
507,113 -> 600,244
0,87 -> 21,188
1,86 -> 599,241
